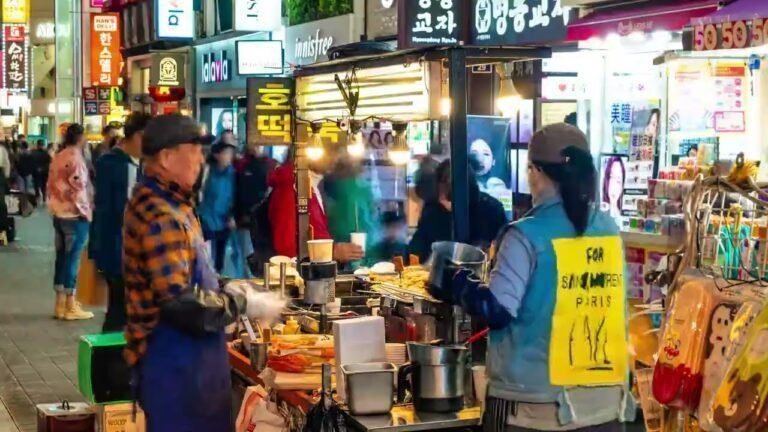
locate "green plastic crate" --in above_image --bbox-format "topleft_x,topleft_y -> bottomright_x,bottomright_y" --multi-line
77,333 -> 130,404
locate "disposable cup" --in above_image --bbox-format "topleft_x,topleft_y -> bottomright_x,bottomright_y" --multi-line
350,233 -> 367,254
308,239 -> 334,263
472,365 -> 488,406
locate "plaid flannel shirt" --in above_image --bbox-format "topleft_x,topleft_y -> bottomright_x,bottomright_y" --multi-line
122,174 -> 203,366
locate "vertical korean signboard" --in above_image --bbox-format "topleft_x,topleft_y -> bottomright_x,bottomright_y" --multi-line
91,13 -> 121,87
3,25 -> 28,92
247,77 -> 294,147
2,0 -> 29,24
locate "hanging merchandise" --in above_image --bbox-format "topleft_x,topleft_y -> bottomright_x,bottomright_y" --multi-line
652,275 -> 716,411
711,302 -> 768,432
700,299 -> 764,432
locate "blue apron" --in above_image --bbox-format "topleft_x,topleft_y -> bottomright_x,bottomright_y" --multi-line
137,180 -> 232,432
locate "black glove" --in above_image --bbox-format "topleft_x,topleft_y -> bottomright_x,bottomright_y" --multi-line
427,263 -> 471,305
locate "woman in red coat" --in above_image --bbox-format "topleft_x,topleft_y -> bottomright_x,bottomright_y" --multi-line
267,161 -> 362,262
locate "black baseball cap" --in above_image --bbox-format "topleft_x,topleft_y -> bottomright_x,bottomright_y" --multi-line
142,114 -> 214,157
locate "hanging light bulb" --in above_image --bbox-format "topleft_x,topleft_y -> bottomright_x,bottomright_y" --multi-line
496,63 -> 522,118
306,123 -> 325,161
347,120 -> 365,157
388,122 -> 410,165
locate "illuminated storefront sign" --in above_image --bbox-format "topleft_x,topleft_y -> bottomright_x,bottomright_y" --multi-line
90,13 -> 121,86
2,0 -> 29,24
237,40 -> 283,75
471,0 -> 574,45
3,24 -> 28,92
296,63 -> 431,122
151,52 -> 186,87
247,77 -> 294,146
201,51 -> 231,83
234,0 -> 282,32
157,0 -> 194,39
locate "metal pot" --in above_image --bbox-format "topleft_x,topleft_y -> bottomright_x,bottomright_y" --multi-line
397,342 -> 469,413
428,242 -> 487,290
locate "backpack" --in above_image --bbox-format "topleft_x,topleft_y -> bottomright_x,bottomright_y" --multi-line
247,193 -> 274,277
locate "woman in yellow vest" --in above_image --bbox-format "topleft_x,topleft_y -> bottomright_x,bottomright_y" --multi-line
433,123 -> 634,431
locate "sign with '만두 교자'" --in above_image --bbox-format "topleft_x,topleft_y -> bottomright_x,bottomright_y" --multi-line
550,235 -> 627,386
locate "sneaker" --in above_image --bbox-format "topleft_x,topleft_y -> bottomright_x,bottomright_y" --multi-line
54,292 -> 66,319
64,297 -> 94,321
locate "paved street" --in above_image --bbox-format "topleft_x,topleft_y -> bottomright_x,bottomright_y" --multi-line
0,211 -> 101,431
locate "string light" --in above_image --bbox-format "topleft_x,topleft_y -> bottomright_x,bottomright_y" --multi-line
306,122 -> 325,161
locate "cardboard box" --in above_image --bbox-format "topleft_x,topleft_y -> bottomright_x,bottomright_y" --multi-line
97,403 -> 146,432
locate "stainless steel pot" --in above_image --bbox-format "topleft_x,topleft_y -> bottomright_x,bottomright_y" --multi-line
428,242 -> 487,290
397,342 -> 469,413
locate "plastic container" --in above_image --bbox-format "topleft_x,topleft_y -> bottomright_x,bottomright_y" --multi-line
342,362 -> 396,415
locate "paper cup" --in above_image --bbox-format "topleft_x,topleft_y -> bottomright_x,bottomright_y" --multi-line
307,239 -> 334,263
350,232 -> 367,254
472,365 -> 488,406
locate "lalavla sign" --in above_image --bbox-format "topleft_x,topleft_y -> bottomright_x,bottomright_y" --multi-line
285,14 -> 358,66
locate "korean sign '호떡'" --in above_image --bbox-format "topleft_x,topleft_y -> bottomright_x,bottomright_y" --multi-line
247,77 -> 294,147
90,13 -> 121,87
3,25 -> 28,92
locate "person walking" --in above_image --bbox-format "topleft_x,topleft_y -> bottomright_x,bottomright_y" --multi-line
93,112 -> 149,332
198,141 -> 237,273
47,124 -> 94,320
434,124 -> 632,432
233,144 -> 275,277
32,139 -> 52,203
123,114 -> 284,431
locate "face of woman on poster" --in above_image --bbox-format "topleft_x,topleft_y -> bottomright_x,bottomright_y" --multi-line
470,139 -> 494,176
644,110 -> 660,140
608,163 -> 624,212
384,132 -> 394,147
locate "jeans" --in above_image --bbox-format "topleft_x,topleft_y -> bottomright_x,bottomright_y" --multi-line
53,217 -> 90,294
208,230 -> 229,274
232,229 -> 253,278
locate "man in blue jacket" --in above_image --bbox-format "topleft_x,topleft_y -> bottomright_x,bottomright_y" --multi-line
93,112 -> 150,332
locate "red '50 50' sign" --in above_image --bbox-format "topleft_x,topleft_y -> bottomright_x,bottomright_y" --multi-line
694,19 -> 768,51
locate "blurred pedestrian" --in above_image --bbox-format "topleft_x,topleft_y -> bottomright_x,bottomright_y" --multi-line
93,124 -> 118,162
233,144 -> 275,277
47,123 -> 94,320
31,140 -> 52,203
198,141 -> 237,273
94,112 -> 150,332
409,160 -> 507,262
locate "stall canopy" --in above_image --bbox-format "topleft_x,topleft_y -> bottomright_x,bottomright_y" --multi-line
566,0 -> 721,41
692,0 -> 768,24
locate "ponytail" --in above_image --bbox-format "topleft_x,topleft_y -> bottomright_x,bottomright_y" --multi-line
535,146 -> 597,236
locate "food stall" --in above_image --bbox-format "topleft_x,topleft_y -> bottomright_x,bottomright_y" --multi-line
228,44 -> 551,432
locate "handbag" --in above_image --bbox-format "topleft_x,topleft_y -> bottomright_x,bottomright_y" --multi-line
76,250 -> 108,307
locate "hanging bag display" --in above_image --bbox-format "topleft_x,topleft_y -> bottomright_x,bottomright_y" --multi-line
652,274 -> 716,411
711,301 -> 768,432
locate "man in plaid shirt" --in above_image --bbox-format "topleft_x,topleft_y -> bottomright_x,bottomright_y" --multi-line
123,114 -> 283,431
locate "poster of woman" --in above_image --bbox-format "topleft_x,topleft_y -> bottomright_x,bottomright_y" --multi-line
600,155 -> 627,218
467,116 -> 513,212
